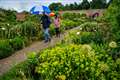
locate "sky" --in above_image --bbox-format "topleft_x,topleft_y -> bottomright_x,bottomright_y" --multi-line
0,0 -> 83,12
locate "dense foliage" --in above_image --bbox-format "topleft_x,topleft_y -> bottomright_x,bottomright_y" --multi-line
1,0 -> 120,80
106,0 -> 120,42
90,0 -> 107,9
49,0 -> 108,11
34,44 -> 120,80
104,0 -> 120,58
1,18 -> 120,80
49,3 -> 63,11
0,40 -> 13,59
0,9 -> 88,59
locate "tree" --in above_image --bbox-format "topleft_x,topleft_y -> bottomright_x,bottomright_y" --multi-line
78,3 -> 82,10
90,0 -> 107,9
106,0 -> 113,8
74,2 -> 79,10
64,4 -> 70,10
49,3 -> 63,11
81,0 -> 90,9
69,4 -> 74,10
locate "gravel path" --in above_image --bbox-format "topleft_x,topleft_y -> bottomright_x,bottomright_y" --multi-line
0,27 -> 79,76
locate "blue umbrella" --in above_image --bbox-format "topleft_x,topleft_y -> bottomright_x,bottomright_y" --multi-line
30,5 -> 51,15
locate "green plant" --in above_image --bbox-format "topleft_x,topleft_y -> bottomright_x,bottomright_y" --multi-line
0,61 -> 35,80
34,44 -> 120,80
105,0 -> 120,44
9,37 -> 25,50
65,31 -> 93,44
0,40 -> 13,59
62,20 -> 78,30
80,21 -> 99,32
64,29 -> 105,45
49,24 -> 56,36
62,13 -> 87,20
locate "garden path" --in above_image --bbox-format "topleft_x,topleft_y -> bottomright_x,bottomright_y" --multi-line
0,27 -> 79,76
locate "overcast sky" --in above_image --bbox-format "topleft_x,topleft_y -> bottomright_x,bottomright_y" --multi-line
0,0 -> 84,12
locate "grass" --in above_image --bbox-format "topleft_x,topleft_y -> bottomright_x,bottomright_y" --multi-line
0,61 -> 32,80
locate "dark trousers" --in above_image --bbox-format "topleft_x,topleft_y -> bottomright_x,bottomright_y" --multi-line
55,27 -> 60,37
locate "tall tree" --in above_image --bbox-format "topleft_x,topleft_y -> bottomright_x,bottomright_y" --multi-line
69,4 -> 74,10
78,3 -> 82,10
74,2 -> 79,10
81,0 -> 90,9
90,0 -> 107,9
49,3 -> 63,11
64,4 -> 70,10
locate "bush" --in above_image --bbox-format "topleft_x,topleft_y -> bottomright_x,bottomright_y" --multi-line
34,44 -> 120,80
64,29 -> 105,44
20,21 -> 37,37
49,24 -> 56,36
62,20 -> 78,30
0,40 -> 13,59
0,52 -> 39,80
9,37 -> 25,51
80,22 -> 99,32
105,0 -> 120,43
62,13 -> 87,20
0,61 -> 35,80
64,31 -> 92,44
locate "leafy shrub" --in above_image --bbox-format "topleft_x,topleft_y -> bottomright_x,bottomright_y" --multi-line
20,21 -> 37,37
0,61 -> 35,80
49,24 -> 56,36
80,22 -> 99,32
9,37 -> 25,50
64,31 -> 92,44
62,13 -> 87,20
34,44 -> 120,80
64,29 -> 105,44
90,43 -> 110,61
107,41 -> 120,59
0,52 -> 38,80
62,13 -> 74,20
105,0 -> 120,43
62,20 -> 78,30
0,40 -> 13,59
80,21 -> 111,41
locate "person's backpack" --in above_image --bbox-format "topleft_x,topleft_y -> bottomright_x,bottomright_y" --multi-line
47,17 -> 51,26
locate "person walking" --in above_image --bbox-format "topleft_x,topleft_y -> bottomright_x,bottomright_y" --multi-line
41,12 -> 51,43
53,15 -> 61,37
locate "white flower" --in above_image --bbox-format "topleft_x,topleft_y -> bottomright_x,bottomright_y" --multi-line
109,41 -> 117,48
7,24 -> 9,26
76,32 -> 80,35
80,27 -> 82,30
1,27 -> 5,30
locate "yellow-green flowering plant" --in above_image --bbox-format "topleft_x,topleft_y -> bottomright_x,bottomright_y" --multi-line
34,44 -> 118,80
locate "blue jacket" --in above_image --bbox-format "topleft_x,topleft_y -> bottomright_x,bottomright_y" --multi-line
41,15 -> 51,29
